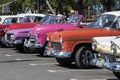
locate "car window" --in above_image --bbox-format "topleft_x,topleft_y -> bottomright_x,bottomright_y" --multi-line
33,16 -> 42,22
100,14 -> 115,28
2,18 -> 18,24
86,14 -> 116,28
67,15 -> 80,25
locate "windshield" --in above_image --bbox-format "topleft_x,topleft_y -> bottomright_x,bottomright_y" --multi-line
20,16 -> 42,23
43,16 -> 66,24
67,15 -> 80,25
87,14 -> 116,28
40,15 -> 51,23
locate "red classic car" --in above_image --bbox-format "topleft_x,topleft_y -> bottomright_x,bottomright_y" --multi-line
46,11 -> 120,69
0,14 -> 45,47
0,24 -> 9,45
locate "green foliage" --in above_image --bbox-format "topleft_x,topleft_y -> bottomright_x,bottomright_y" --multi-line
0,0 -> 118,15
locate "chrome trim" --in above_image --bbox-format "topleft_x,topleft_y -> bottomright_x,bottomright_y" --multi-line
44,49 -> 53,56
2,39 -> 14,47
52,51 -> 71,58
91,53 -> 120,72
90,53 -> 104,67
24,39 -> 43,48
104,56 -> 120,72
14,40 -> 23,44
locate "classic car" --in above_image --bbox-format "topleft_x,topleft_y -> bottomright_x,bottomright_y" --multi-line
0,15 -> 23,24
0,13 -> 45,25
1,14 -> 45,47
46,11 -> 120,69
0,24 -> 9,44
91,36 -> 120,79
23,14 -> 87,55
4,15 -> 66,49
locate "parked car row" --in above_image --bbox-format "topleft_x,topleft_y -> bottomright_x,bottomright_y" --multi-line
45,11 -> 120,79
0,11 -> 120,79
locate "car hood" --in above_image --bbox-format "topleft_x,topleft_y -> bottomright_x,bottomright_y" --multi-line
111,37 -> 120,48
52,28 -> 117,42
7,28 -> 33,37
30,24 -> 79,35
93,36 -> 119,47
7,22 -> 40,31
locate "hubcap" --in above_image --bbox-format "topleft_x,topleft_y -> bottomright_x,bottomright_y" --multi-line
81,50 -> 92,65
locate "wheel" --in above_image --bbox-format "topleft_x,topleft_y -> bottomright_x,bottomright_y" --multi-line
75,46 -> 93,69
113,72 -> 120,79
56,58 -> 72,66
1,36 -> 10,48
23,46 -> 37,53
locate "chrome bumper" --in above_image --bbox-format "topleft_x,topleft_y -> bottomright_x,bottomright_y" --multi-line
91,53 -> 120,72
24,39 -> 43,49
52,50 -> 71,58
104,56 -> 120,72
44,45 -> 71,58
2,39 -> 14,47
14,39 -> 23,45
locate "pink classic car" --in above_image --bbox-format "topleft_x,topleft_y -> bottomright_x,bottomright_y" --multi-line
4,15 -> 65,49
24,14 -> 88,56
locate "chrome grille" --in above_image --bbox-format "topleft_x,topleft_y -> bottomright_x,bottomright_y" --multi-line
52,42 -> 62,50
29,36 -> 37,43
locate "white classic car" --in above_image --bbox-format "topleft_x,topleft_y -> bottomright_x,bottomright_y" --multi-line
91,36 -> 120,79
0,13 -> 45,25
0,15 -> 23,24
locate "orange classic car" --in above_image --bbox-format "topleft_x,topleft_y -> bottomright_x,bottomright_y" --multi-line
46,11 -> 120,68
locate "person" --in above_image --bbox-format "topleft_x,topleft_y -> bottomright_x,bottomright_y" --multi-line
93,2 -> 103,14
116,0 -> 120,10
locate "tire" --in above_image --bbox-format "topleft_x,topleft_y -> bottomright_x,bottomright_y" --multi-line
23,46 -> 36,53
113,72 -> 120,79
75,46 -> 93,69
1,36 -> 9,48
56,58 -> 72,66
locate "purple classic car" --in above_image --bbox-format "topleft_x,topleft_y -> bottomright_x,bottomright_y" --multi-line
24,14 -> 88,55
4,15 -> 66,49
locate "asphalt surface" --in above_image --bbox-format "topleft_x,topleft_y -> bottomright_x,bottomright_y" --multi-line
0,47 -> 119,80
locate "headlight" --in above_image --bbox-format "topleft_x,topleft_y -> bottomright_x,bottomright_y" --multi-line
28,32 -> 31,37
92,41 -> 97,51
3,28 -> 7,32
36,31 -> 39,38
46,36 -> 50,41
10,34 -> 15,40
111,45 -> 117,55
60,36 -> 63,43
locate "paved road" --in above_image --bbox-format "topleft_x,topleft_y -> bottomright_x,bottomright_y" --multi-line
0,47 -> 118,80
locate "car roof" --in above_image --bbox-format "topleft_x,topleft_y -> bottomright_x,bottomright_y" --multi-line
17,13 -> 45,17
0,15 -> 22,18
102,11 -> 120,16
